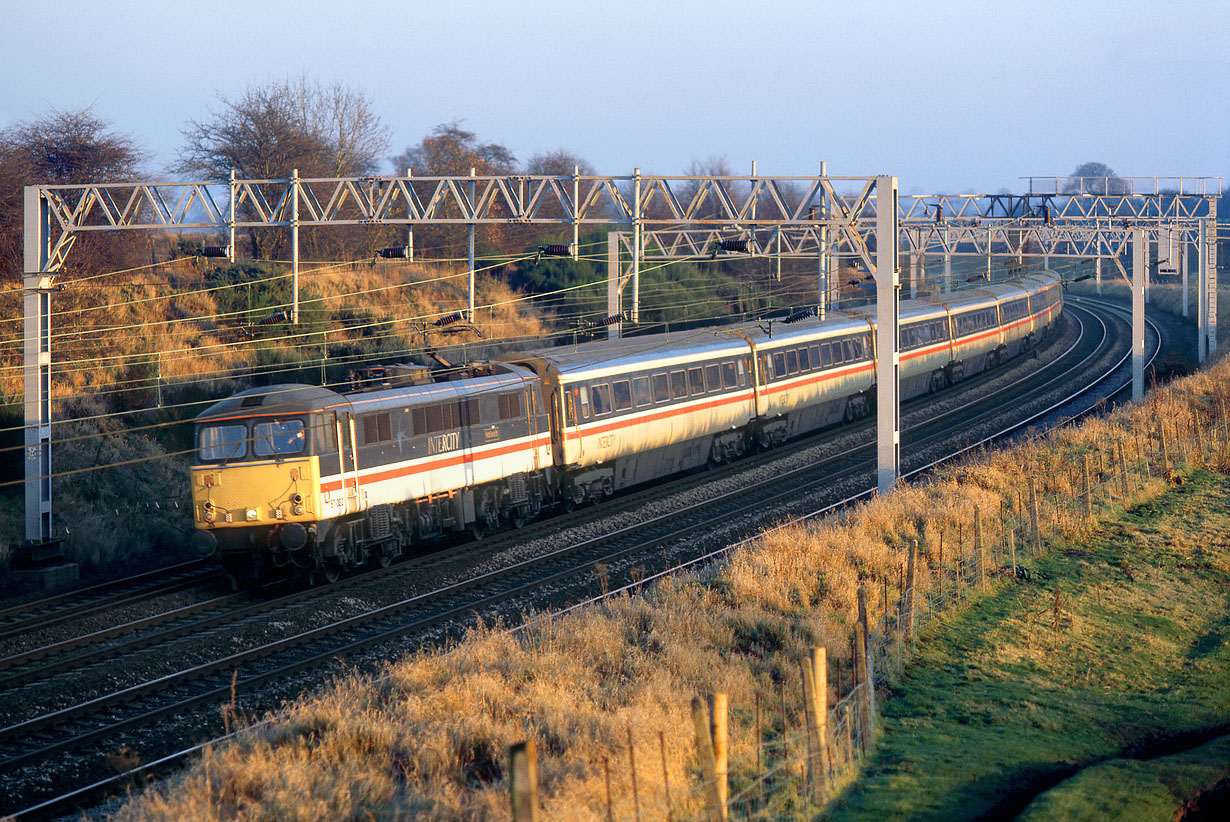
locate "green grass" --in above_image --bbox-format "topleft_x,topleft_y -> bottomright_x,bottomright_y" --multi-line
827,469 -> 1230,821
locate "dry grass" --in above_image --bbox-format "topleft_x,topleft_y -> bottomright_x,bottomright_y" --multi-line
109,334 -> 1230,820
0,259 -> 548,404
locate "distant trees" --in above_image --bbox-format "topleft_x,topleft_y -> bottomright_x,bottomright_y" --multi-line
0,108 -> 147,282
1063,162 -> 1129,195
391,121 -> 515,178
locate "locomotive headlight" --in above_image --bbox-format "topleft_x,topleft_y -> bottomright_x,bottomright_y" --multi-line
293,504 -> 305,515
245,508 -> 258,521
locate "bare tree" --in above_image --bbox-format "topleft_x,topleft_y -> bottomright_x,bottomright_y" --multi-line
178,76 -> 389,179
0,107 -> 147,282
177,76 -> 390,258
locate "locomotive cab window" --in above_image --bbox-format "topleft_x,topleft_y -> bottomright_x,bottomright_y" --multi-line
197,423 -> 248,462
253,419 -> 306,457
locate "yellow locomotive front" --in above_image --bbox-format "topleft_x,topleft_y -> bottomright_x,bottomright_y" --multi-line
190,384 -> 344,587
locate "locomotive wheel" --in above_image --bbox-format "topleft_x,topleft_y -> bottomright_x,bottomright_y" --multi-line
510,510 -> 528,529
312,562 -> 342,585
469,522 -> 486,541
375,541 -> 397,568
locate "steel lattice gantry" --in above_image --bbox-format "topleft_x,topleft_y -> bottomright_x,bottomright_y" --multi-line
20,171 -> 903,546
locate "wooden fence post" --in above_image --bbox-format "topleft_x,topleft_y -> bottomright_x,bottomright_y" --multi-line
800,648 -> 830,801
903,540 -> 917,642
692,696 -> 723,822
709,693 -> 729,821
510,740 -> 540,822
1160,423 -> 1170,474
1117,440 -> 1130,497
1028,477 -> 1041,554
973,505 -> 985,587
628,725 -> 642,822
854,622 -> 872,752
659,730 -> 673,822
1082,453 -> 1092,523
857,587 -> 875,720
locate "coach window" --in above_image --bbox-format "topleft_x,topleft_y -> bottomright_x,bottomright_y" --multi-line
786,350 -> 799,374
721,361 -> 737,388
591,384 -> 613,416
737,359 -> 747,386
670,370 -> 688,399
576,386 -> 590,419
705,364 -> 721,392
798,347 -> 810,371
633,376 -> 652,407
772,352 -> 786,378
652,373 -> 670,403
613,380 -> 632,411
685,367 -> 702,396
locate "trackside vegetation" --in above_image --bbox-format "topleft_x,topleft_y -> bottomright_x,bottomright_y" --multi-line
828,468 -> 1230,820
108,326 -> 1230,819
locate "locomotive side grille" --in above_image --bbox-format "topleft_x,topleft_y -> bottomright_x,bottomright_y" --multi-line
508,473 -> 529,503
369,505 -> 392,539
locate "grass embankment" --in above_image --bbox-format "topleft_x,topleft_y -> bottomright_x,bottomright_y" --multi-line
829,469 -> 1230,821
110,344 -> 1230,819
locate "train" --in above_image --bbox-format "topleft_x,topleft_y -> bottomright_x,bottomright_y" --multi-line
189,273 -> 1063,586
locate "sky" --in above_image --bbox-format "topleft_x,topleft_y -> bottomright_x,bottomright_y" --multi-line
2,0 -> 1226,195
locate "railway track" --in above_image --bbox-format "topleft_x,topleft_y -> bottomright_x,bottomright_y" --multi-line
1,299 -> 1151,819
0,560 -> 215,647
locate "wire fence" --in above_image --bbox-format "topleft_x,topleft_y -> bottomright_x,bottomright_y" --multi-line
507,395 -> 1230,822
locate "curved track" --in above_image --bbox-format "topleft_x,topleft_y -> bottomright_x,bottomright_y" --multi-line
1,299 -> 1157,819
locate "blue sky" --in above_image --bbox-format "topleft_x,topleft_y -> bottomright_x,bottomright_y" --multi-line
2,0 -> 1226,194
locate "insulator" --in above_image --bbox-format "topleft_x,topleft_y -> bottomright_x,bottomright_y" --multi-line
581,313 -> 626,330
933,204 -> 945,225
256,311 -> 289,326
538,244 -> 571,257
199,246 -> 230,258
377,246 -> 410,259
434,311 -> 468,327
719,239 -> 748,253
783,308 -> 815,324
